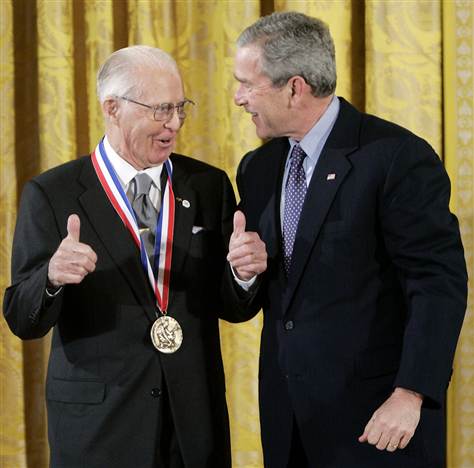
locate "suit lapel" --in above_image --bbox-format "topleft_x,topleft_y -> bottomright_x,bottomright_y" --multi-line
168,156 -> 196,284
77,158 -> 157,322
282,98 -> 361,314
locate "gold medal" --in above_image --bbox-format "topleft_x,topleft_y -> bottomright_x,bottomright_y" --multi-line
150,316 -> 183,353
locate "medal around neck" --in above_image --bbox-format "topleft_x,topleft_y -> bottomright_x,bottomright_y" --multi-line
92,139 -> 180,354
151,315 -> 183,353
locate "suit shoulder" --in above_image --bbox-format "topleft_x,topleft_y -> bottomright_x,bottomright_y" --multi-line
239,138 -> 288,173
243,137 -> 288,159
32,156 -> 90,189
361,112 -> 439,164
337,98 -> 419,148
358,109 -> 423,149
338,101 -> 438,160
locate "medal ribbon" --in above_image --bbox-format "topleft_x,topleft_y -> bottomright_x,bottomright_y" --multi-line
91,138 -> 175,315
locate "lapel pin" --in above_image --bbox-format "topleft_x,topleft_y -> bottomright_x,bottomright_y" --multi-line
175,196 -> 190,208
326,173 -> 336,181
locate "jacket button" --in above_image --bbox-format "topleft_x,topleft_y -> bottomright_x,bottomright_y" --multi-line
150,388 -> 161,398
284,320 -> 294,331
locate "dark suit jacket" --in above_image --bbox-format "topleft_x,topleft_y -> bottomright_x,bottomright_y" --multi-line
228,98 -> 467,468
3,153 -> 236,468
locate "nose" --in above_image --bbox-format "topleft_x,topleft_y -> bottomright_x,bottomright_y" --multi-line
234,84 -> 247,106
163,108 -> 182,131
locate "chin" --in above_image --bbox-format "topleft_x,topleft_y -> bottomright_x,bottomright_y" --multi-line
255,127 -> 270,139
256,130 -> 274,140
151,151 -> 173,165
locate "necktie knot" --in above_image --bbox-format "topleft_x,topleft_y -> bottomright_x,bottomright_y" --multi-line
290,144 -> 307,166
133,172 -> 154,199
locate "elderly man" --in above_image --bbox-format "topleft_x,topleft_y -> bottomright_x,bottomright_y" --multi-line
226,11 -> 467,468
4,45 -> 235,467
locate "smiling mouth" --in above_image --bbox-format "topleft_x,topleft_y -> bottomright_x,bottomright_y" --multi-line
154,138 -> 173,145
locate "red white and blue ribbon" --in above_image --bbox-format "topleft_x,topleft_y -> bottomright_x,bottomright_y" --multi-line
91,137 -> 175,315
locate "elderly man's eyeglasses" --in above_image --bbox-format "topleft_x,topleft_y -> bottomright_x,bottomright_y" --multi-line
117,96 -> 195,121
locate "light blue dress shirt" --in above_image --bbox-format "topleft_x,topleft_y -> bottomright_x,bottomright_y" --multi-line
280,95 -> 340,230
234,95 -> 341,290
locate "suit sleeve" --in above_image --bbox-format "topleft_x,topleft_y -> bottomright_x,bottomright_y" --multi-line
380,136 -> 467,406
220,154 -> 263,323
3,180 -> 64,339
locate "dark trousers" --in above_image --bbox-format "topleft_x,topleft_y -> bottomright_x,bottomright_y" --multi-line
287,417 -> 310,468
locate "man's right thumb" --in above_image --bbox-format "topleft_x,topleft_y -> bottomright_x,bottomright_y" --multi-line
67,214 -> 81,242
233,210 -> 246,236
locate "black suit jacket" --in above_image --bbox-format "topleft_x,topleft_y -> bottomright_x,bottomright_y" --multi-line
230,98 -> 467,468
3,153 -> 236,468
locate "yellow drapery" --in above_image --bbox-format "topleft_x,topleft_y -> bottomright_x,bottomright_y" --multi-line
1,1 -> 472,467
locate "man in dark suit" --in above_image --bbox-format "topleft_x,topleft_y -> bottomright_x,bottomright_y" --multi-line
3,45 -> 236,467
226,11 -> 467,468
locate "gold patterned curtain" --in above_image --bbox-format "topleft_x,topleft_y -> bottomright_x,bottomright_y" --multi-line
1,1 -> 472,467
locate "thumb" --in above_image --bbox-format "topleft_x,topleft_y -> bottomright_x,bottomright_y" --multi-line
358,420 -> 371,443
66,214 -> 81,242
233,210 -> 246,236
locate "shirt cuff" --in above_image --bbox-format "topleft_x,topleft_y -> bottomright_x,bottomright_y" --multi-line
230,264 -> 257,291
45,285 -> 63,298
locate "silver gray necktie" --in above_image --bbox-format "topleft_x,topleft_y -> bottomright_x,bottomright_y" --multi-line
130,173 -> 158,261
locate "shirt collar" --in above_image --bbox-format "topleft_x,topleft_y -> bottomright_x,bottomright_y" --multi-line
288,95 -> 340,163
103,136 -> 164,189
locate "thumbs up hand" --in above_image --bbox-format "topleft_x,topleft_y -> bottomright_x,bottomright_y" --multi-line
227,210 -> 267,281
47,214 -> 98,288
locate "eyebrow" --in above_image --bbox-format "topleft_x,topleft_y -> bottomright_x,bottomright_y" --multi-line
152,98 -> 187,106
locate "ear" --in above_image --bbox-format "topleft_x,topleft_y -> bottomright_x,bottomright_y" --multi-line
102,98 -> 120,123
287,76 -> 308,100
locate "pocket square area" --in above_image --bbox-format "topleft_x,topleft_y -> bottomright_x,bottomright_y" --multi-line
192,226 -> 204,234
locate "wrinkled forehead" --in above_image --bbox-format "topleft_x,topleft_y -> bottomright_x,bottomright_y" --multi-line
132,65 -> 185,101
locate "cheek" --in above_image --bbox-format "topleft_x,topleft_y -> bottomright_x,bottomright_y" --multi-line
270,101 -> 286,122
261,104 -> 279,126
128,125 -> 151,146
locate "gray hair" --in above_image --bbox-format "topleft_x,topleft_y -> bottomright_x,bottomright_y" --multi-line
237,11 -> 336,97
97,45 -> 179,103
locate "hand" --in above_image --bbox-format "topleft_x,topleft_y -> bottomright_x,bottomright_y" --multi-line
48,214 -> 98,288
359,387 -> 423,452
227,210 -> 267,281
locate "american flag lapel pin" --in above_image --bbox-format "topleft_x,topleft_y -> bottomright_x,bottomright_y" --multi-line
326,173 -> 336,181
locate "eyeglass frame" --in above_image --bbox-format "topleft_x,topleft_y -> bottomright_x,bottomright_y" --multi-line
115,95 -> 195,121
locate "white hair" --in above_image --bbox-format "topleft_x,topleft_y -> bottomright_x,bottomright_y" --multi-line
96,45 -> 179,103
